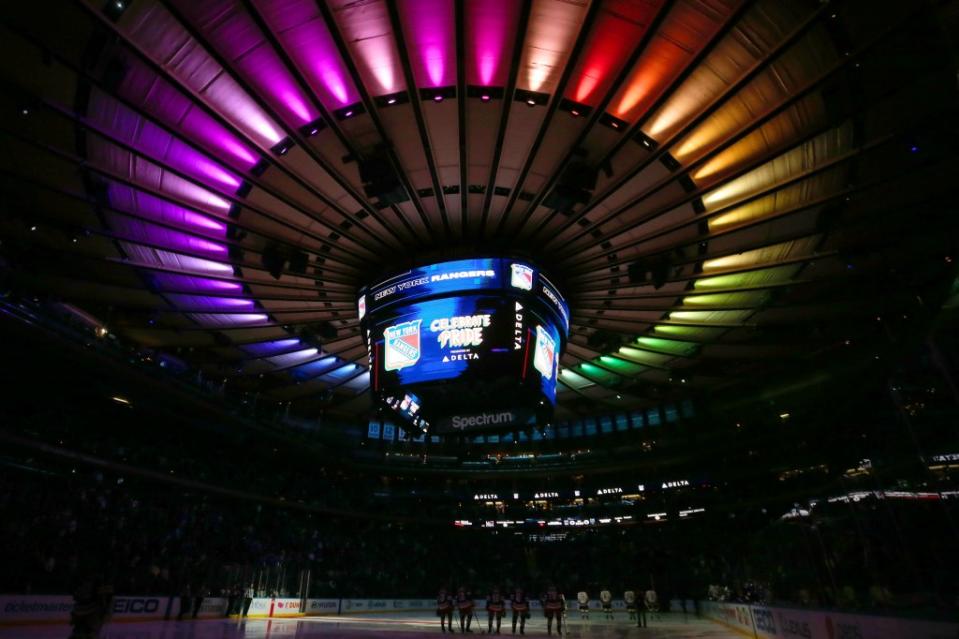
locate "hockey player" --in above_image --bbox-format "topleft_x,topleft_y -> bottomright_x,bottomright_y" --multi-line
510,587 -> 530,635
644,586 -> 660,622
456,586 -> 475,633
576,590 -> 589,620
542,585 -> 565,636
624,590 -> 637,621
599,587 -> 613,620
437,587 -> 454,633
69,575 -> 113,639
486,587 -> 506,634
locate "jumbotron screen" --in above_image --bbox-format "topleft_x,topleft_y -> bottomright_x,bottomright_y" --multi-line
358,258 -> 569,434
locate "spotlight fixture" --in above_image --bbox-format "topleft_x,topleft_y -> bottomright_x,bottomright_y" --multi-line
419,86 -> 456,102
559,98 -> 591,118
333,102 -> 365,120
375,91 -> 408,108
103,0 -> 129,21
299,118 -> 326,137
514,89 -> 549,108
599,113 -> 628,131
466,85 -> 504,103
270,137 -> 295,157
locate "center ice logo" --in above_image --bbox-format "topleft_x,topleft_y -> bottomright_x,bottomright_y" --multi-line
384,320 -> 422,371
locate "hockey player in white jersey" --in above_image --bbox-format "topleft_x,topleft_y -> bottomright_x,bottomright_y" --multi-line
576,591 -> 589,620
599,588 -> 613,620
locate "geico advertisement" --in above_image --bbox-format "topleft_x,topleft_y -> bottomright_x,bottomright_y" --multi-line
111,597 -> 166,617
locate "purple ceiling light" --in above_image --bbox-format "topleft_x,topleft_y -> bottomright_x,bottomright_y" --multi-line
107,218 -> 229,257
252,0 -> 359,109
110,66 -> 259,171
188,312 -> 269,327
106,185 -> 228,234
121,2 -> 286,146
241,338 -> 302,357
397,0 -> 455,88
151,274 -> 243,293
119,245 -> 235,276
86,141 -> 232,214
170,0 -> 319,127
166,294 -> 255,310
88,92 -> 243,192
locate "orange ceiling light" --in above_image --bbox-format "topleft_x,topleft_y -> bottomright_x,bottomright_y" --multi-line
611,0 -> 742,122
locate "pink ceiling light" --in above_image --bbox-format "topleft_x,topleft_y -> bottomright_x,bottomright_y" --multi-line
467,0 -> 518,86
252,0 -> 359,108
397,0 -> 455,88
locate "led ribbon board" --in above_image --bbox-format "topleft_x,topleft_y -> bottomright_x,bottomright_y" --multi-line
359,258 -> 568,433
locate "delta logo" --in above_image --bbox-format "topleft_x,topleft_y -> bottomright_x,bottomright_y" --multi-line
510,263 -> 534,291
384,320 -> 422,371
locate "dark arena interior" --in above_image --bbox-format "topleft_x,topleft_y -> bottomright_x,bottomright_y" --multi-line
2,1 -> 959,638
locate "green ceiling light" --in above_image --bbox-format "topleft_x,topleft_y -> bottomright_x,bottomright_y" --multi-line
579,362 -> 619,383
636,337 -> 698,356
618,346 -> 670,366
600,355 -> 645,375
560,368 -> 594,389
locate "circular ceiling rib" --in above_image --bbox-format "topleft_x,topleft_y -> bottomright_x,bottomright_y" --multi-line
0,0 -> 957,419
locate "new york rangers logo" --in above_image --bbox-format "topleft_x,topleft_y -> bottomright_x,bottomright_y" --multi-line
510,263 -> 534,291
384,320 -> 422,371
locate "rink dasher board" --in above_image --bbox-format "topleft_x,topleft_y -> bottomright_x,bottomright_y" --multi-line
0,596 -> 229,625
700,600 -> 959,639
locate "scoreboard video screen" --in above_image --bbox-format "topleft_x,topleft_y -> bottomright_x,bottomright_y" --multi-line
358,258 -> 568,434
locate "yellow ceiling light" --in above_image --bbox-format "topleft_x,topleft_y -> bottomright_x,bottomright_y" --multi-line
681,292 -> 767,307
701,122 -> 855,211
702,237 -> 822,272
694,265 -> 800,289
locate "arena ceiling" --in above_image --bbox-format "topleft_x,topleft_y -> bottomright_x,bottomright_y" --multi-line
1,0 -> 958,420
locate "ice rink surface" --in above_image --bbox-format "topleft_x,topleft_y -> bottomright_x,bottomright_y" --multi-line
0,611 -> 740,639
